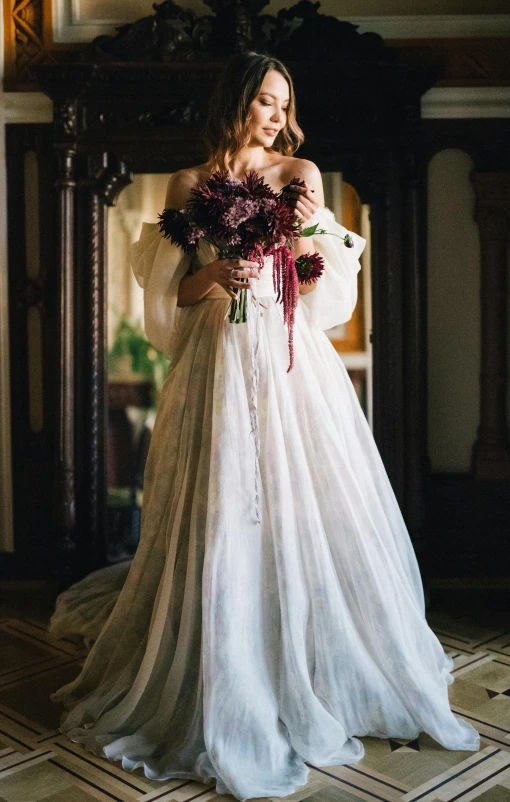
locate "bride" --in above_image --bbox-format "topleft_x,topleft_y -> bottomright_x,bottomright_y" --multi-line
49,51 -> 480,800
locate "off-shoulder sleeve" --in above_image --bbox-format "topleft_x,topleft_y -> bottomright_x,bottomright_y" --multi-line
298,206 -> 366,331
130,222 -> 192,359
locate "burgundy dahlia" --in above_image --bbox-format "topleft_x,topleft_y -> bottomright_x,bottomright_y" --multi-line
295,252 -> 325,285
158,208 -> 194,252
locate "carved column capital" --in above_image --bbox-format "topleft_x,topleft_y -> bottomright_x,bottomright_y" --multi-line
85,153 -> 133,207
54,98 -> 78,140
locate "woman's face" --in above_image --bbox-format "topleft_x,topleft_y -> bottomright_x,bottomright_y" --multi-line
246,69 -> 290,148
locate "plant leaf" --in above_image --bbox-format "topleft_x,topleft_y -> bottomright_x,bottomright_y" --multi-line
300,223 -> 319,238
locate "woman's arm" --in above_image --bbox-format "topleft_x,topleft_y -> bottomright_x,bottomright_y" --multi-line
285,160 -> 326,296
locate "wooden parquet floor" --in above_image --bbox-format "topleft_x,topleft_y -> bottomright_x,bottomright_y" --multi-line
0,582 -> 509,802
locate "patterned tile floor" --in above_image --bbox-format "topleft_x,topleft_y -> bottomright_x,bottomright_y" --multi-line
0,582 -> 510,802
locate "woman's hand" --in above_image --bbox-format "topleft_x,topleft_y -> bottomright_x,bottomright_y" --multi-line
204,257 -> 260,301
284,180 -> 319,224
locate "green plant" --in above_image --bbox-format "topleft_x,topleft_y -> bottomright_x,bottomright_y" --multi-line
108,314 -> 169,401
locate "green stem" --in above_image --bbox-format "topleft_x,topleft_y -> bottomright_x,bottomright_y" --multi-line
305,227 -> 350,242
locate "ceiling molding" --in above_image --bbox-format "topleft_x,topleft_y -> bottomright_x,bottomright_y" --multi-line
51,5 -> 510,44
345,14 -> 510,40
421,87 -> 510,118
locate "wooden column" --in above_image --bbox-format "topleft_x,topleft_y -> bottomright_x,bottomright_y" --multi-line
75,153 -> 132,575
470,172 -> 510,480
53,100 -> 78,585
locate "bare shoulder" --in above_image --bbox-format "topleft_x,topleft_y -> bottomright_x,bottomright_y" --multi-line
282,156 -> 322,183
164,164 -> 209,208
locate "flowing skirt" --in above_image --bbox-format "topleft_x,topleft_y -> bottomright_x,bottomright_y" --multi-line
50,287 -> 480,801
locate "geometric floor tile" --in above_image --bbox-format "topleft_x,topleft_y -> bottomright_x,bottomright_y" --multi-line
0,663 -> 83,731
0,582 -> 509,802
389,739 -> 421,752
399,746 -> 510,801
463,664 -> 510,695
473,787 -> 510,802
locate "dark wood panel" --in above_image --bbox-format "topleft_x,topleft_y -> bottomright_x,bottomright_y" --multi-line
4,125 -> 59,578
423,474 -> 510,578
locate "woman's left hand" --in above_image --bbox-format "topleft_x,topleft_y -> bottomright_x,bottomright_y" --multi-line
284,181 -> 319,224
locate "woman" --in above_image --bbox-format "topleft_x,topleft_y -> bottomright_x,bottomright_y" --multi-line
50,52 -> 480,801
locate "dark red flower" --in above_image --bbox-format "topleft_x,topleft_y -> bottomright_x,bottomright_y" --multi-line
295,252 -> 325,284
158,208 -> 195,253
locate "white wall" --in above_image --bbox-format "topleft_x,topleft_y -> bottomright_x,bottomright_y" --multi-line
108,173 -> 170,348
427,149 -> 481,473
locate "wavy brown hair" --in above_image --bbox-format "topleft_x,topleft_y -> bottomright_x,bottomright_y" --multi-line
202,52 -> 304,174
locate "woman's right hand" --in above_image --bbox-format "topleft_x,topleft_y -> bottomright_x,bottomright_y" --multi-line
204,258 -> 260,301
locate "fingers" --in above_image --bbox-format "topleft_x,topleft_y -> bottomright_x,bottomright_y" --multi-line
223,262 -> 260,279
286,184 -> 318,222
296,180 -> 315,194
287,180 -> 315,200
226,258 -> 259,269
219,259 -> 261,300
286,182 -> 319,222
295,199 -> 310,217
240,267 -> 261,278
229,279 -> 250,288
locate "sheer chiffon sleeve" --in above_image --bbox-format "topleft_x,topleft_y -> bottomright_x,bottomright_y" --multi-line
130,222 -> 192,359
299,206 -> 366,331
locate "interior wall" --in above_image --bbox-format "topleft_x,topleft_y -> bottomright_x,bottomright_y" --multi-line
427,148 -> 481,473
108,173 -> 169,349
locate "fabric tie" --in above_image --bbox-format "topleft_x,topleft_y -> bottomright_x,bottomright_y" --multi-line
248,293 -> 262,524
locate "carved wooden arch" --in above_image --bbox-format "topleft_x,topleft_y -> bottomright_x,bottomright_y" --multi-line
30,0 -> 441,584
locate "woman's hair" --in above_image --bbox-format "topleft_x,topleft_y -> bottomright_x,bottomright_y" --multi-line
202,52 -> 304,173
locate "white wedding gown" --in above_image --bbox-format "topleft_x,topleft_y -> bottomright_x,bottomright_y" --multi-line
50,206 -> 480,801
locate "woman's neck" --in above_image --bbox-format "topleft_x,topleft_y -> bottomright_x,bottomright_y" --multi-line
228,147 -> 276,179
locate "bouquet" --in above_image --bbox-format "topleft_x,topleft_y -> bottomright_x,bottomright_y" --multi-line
158,170 -> 355,372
